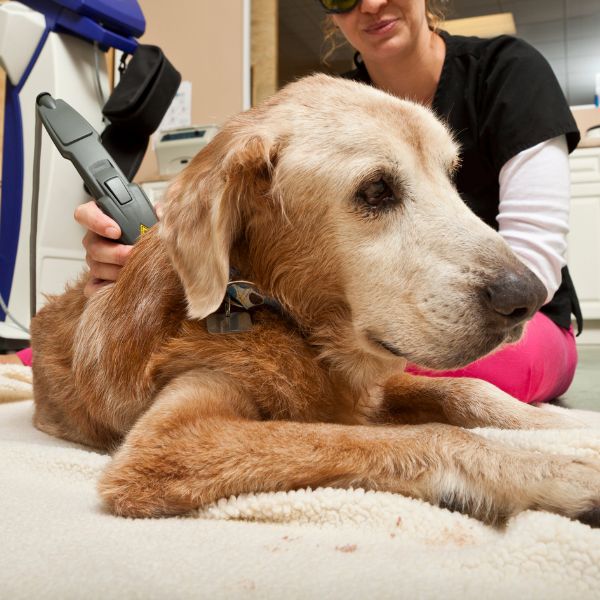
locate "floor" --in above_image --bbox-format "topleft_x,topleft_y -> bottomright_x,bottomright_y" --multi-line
562,344 -> 600,411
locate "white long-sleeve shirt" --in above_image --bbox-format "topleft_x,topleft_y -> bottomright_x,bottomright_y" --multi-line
497,135 -> 570,304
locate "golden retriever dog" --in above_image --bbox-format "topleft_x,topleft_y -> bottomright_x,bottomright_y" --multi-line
31,75 -> 600,527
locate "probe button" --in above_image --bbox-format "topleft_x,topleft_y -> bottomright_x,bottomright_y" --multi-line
104,177 -> 132,205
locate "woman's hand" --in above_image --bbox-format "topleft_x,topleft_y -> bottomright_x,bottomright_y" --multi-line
75,201 -> 133,298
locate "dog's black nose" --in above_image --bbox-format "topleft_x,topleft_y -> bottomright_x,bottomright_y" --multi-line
483,270 -> 546,324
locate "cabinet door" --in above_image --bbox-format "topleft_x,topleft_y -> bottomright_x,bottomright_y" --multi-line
568,179 -> 600,319
570,149 -> 600,184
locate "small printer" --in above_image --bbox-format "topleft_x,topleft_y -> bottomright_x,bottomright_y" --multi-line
156,125 -> 219,176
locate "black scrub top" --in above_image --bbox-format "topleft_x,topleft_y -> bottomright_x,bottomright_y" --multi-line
343,31 -> 583,333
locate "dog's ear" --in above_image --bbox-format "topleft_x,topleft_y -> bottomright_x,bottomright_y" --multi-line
160,125 -> 277,320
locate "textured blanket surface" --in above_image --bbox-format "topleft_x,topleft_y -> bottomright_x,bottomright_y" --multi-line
1,364 -> 600,599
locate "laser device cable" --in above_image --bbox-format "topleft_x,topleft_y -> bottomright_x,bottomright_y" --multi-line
29,98 -> 44,320
93,42 -> 107,108
0,293 -> 30,334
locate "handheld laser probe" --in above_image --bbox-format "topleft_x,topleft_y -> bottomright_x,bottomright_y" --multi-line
30,93 -> 158,318
35,93 -> 158,244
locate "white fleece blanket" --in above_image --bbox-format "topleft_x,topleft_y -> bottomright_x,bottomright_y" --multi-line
1,363 -> 600,599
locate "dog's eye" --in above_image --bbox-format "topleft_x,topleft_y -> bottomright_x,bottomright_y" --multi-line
356,178 -> 397,211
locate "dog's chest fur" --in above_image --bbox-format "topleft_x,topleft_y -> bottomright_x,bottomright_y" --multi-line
148,310 -> 379,423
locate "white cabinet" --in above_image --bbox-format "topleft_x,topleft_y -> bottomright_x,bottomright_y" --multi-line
569,147 -> 600,319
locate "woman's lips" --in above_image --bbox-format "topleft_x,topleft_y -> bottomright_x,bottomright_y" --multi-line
363,18 -> 399,35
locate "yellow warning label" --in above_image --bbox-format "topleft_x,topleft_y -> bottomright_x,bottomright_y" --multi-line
140,224 -> 150,235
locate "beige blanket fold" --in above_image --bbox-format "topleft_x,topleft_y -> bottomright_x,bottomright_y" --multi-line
0,364 -> 33,403
1,365 -> 599,599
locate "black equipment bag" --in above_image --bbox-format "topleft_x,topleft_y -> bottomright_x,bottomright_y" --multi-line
101,45 -> 182,181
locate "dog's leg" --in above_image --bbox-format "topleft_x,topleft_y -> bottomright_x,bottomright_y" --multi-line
98,370 -> 600,526
381,372 -> 588,429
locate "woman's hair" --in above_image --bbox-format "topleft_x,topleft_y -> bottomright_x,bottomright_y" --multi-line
322,1 -> 448,65
426,0 -> 448,31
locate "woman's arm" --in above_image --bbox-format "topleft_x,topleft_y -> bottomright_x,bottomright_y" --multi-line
496,135 -> 570,305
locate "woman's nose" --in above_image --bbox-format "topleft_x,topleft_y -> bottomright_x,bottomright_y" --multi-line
360,0 -> 389,14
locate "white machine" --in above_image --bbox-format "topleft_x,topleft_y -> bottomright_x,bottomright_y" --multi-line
156,125 -> 219,176
0,0 -> 145,350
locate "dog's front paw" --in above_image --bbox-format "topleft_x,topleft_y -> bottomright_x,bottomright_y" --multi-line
428,441 -> 600,527
98,465 -> 167,518
535,457 -> 600,527
99,455 -> 197,518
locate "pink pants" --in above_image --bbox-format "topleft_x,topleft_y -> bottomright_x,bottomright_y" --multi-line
17,347 -> 33,367
16,312 -> 577,404
405,312 -> 578,403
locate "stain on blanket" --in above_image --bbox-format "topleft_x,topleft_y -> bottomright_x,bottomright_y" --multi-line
428,526 -> 474,547
240,579 -> 256,591
335,544 -> 358,553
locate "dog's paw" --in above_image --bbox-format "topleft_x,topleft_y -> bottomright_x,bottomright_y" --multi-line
431,452 -> 600,528
99,459 -> 189,518
539,457 -> 600,527
484,456 -> 600,527
99,449 -> 208,519
98,468 -> 165,518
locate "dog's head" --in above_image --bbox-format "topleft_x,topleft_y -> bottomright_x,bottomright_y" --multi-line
160,74 -> 546,370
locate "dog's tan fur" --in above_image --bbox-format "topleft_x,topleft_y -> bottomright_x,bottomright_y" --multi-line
31,75 -> 600,526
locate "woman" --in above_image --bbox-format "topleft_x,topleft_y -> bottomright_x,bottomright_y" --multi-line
323,0 -> 582,403
5,0 -> 583,405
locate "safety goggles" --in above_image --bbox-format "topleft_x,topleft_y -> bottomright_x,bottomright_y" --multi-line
318,0 -> 362,14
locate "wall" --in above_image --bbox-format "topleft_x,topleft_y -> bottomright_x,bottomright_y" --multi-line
135,0 -> 248,181
278,1 -> 354,87
450,0 -> 600,106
